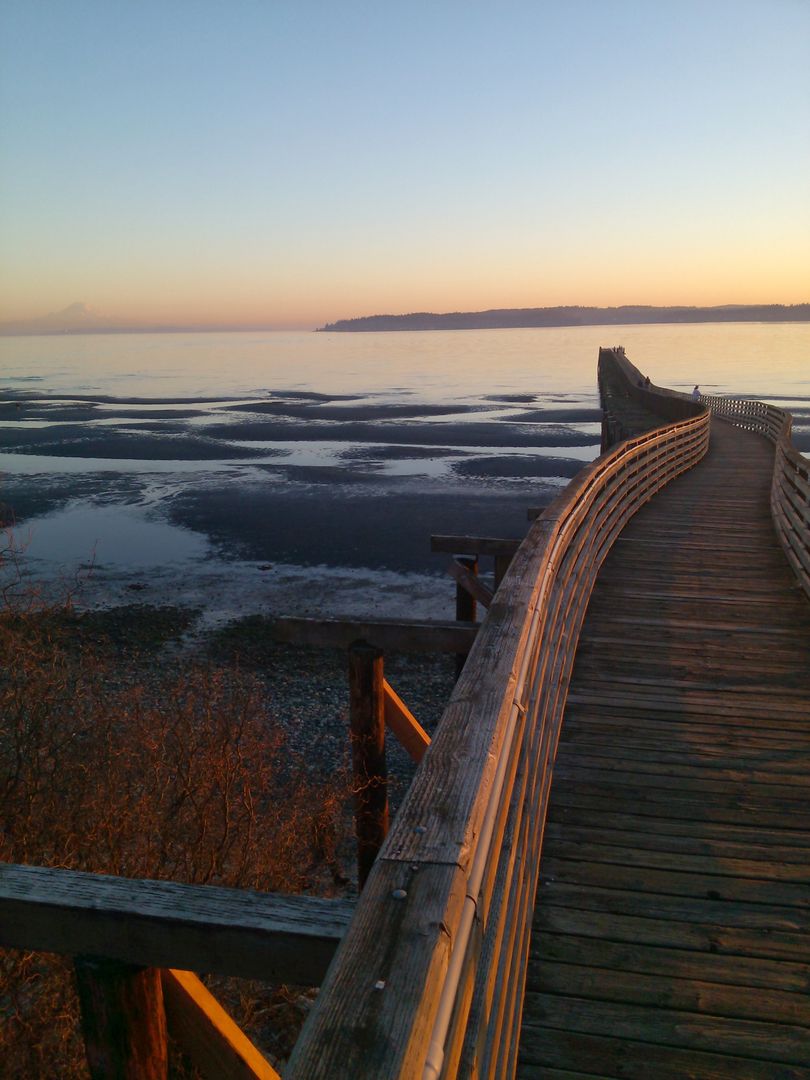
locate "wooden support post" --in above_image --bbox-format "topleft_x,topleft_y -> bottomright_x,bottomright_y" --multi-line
455,555 -> 477,678
494,553 -> 512,591
348,640 -> 388,889
74,957 -> 168,1080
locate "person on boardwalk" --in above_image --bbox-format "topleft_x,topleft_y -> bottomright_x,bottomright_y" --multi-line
692,384 -> 701,401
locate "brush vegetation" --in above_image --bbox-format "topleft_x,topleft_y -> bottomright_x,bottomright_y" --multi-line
0,543 -> 351,1075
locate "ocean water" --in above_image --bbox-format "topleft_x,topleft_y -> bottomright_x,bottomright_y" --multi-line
2,321 -> 809,401
1,323 -> 807,620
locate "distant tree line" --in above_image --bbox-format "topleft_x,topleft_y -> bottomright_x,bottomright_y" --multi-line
320,303 -> 810,332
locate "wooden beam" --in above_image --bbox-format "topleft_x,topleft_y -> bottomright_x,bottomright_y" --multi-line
349,641 -> 388,888
448,557 -> 494,609
430,535 -> 522,558
0,863 -> 352,985
74,957 -> 168,1080
383,679 -> 431,764
268,615 -> 478,655
162,969 -> 280,1080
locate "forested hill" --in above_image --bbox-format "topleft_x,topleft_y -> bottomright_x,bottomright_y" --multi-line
319,304 -> 810,332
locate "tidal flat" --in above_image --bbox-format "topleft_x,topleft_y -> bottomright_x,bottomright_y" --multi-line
0,386 -> 600,626
3,321 -> 806,628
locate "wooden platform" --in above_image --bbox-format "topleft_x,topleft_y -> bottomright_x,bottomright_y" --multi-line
518,420 -> 810,1078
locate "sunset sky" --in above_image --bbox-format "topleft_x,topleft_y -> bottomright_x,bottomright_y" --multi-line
1,1 -> 808,329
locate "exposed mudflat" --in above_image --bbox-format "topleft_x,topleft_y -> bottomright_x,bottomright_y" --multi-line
0,386 -> 600,622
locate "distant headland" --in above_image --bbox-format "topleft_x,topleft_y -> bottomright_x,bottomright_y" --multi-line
319,304 -> 810,333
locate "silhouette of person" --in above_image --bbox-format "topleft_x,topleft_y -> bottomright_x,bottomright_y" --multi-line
692,385 -> 701,401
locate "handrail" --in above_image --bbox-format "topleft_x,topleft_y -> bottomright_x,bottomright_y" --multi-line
700,392 -> 810,600
287,351 -> 709,1078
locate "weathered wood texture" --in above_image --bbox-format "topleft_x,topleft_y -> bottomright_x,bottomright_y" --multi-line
286,350 -> 709,1079
0,863 -> 351,985
518,418 -> 810,1078
700,392 -> 810,601
266,615 -> 478,654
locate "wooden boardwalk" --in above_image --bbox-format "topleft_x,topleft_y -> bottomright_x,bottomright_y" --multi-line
519,419 -> 810,1078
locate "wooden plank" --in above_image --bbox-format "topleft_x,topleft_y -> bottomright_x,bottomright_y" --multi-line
430,534 -> 522,558
528,929 -> 810,993
162,969 -> 280,1080
267,615 -> 478,654
533,902 -> 810,963
383,679 -> 431,764
540,857 -> 810,911
551,761 -> 810,799
547,804 -> 810,848
544,838 -> 810,884
519,1026 -> 796,1080
527,960 -> 810,1025
537,881 -> 809,936
521,993 -> 810,1065
565,689 -> 810,719
545,786 -> 810,830
0,863 -> 352,984
543,821 -> 810,866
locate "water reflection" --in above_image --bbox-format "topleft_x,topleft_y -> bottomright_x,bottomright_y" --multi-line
22,504 -> 209,569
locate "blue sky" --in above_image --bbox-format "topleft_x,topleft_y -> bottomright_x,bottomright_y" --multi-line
1,0 -> 808,326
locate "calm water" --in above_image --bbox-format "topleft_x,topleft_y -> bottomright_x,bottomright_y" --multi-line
1,324 -> 807,618
2,321 -> 809,402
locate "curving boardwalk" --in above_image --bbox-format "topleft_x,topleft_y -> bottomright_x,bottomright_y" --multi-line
5,352 -> 807,1078
519,420 -> 810,1078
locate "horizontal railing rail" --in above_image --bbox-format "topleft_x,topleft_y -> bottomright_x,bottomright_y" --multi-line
0,862 -> 353,1078
287,350 -> 709,1078
700,392 -> 810,600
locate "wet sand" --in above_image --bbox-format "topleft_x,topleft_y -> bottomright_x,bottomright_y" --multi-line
0,388 -> 601,619
166,481 -> 546,571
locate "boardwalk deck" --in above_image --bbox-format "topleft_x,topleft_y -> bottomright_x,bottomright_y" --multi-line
518,419 -> 810,1078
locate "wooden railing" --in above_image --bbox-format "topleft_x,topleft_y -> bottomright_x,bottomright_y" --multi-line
286,351 -> 708,1078
700,392 -> 810,600
0,862 -> 354,1077
0,349 -> 711,1077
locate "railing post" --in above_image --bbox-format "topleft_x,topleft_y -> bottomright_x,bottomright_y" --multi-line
494,553 -> 512,592
455,555 -> 478,678
348,640 -> 388,888
74,957 -> 168,1079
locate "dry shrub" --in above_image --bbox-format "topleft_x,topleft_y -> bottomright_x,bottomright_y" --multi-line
0,610 -> 351,1076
